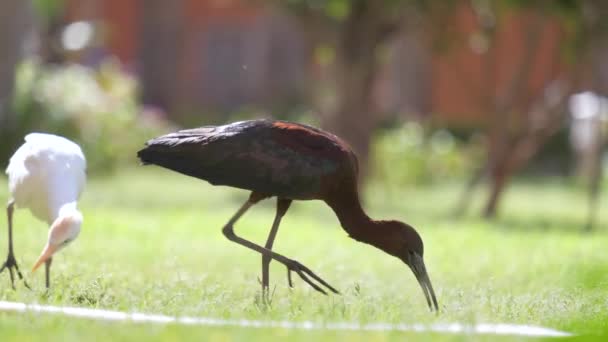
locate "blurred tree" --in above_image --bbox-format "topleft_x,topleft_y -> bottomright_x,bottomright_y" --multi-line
139,0 -> 182,113
453,0 -> 608,219
278,0 -> 454,178
0,0 -> 36,134
574,0 -> 608,231
32,0 -> 67,64
0,0 -> 36,165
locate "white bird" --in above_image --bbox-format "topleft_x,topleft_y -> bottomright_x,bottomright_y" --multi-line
1,133 -> 86,289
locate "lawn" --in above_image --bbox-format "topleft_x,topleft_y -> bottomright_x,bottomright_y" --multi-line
0,168 -> 607,341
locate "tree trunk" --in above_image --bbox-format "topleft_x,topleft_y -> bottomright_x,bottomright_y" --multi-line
325,49 -> 378,179
484,158 -> 512,218
0,0 -> 36,168
583,25 -> 608,231
478,13 -> 546,218
483,94 -> 570,218
0,0 -> 35,129
321,3 -> 386,180
585,139 -> 602,231
451,160 -> 488,217
138,0 -> 182,112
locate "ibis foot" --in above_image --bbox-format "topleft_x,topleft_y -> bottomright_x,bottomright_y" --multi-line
282,258 -> 339,295
257,251 -> 338,295
0,252 -> 30,290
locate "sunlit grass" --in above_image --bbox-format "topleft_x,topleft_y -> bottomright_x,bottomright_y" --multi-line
0,168 -> 607,341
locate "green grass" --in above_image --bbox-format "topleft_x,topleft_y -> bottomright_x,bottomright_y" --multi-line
0,168 -> 607,341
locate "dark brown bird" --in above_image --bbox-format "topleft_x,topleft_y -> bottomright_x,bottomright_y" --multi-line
137,119 -> 438,311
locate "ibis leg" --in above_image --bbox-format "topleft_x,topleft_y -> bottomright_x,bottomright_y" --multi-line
0,200 -> 30,289
222,195 -> 339,295
261,198 -> 292,293
45,257 -> 53,289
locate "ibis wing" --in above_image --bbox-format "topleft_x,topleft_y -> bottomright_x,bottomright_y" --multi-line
6,133 -> 86,221
138,123 -> 341,198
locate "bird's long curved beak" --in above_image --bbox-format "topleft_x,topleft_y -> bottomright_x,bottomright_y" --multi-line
410,253 -> 439,312
32,243 -> 58,272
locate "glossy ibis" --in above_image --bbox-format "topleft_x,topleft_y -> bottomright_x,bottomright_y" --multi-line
2,133 -> 86,289
137,119 -> 438,311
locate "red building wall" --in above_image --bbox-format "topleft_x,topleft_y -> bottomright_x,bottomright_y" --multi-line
66,0 -> 570,127
431,5 -> 565,126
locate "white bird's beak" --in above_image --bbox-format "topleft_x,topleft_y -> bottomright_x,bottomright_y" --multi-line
32,243 -> 59,272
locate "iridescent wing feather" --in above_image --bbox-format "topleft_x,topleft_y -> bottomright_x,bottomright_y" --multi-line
137,120 -> 344,199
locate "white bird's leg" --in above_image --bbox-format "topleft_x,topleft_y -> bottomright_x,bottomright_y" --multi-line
261,198 -> 292,296
0,200 -> 30,289
45,257 -> 53,289
222,194 -> 339,295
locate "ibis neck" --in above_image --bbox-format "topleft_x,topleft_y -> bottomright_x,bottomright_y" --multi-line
59,201 -> 79,213
52,201 -> 80,223
326,188 -> 376,241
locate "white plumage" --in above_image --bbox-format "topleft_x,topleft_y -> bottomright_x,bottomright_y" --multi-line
2,133 -> 86,289
7,133 -> 86,223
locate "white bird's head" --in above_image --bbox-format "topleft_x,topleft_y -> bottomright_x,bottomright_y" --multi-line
32,208 -> 82,272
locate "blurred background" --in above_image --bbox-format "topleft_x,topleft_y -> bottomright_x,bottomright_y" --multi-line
1,0 -> 607,229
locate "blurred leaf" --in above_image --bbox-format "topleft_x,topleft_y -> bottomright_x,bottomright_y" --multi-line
372,122 -> 481,187
314,44 -> 335,66
3,58 -> 171,174
31,0 -> 65,19
326,0 -> 350,20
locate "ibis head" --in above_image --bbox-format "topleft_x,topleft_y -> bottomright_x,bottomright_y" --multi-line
396,222 -> 438,312
358,220 -> 438,312
32,207 -> 82,272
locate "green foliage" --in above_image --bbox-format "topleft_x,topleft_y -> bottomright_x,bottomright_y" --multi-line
474,0 -> 591,63
325,0 -> 350,19
283,0 -> 415,22
371,122 -> 481,186
31,0 -> 65,20
2,58 -> 170,174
